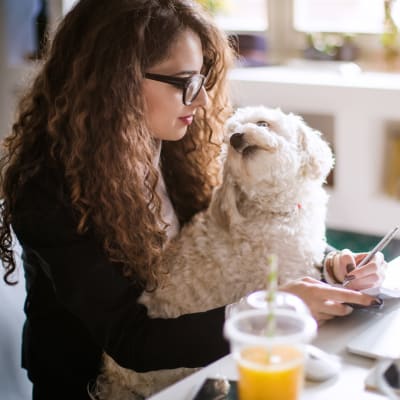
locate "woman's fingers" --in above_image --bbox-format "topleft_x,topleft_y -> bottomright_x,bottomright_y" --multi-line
345,262 -> 386,290
345,276 -> 379,291
344,255 -> 386,290
310,300 -> 353,323
280,277 -> 377,324
354,251 -> 384,266
301,276 -> 322,284
286,247 -> 387,325
320,300 -> 353,317
316,284 -> 374,306
334,250 -> 386,288
313,312 -> 334,326
334,248 -> 355,282
349,261 -> 381,279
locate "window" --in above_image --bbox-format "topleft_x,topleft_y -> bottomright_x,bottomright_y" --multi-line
62,0 -> 268,32
214,0 -> 268,32
62,0 -> 78,15
293,0 -> 400,34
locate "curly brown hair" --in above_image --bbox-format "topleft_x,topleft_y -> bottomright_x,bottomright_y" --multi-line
0,0 -> 234,287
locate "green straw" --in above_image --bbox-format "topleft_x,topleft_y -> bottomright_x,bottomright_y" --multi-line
266,254 -> 278,337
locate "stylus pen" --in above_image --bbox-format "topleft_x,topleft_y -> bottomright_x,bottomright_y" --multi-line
342,226 -> 399,287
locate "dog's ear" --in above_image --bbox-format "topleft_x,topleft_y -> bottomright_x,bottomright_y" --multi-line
209,174 -> 242,231
295,116 -> 334,180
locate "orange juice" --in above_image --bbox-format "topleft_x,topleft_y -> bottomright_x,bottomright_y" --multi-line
238,345 -> 304,400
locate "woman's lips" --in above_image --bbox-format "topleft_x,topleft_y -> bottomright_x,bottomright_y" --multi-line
179,115 -> 194,125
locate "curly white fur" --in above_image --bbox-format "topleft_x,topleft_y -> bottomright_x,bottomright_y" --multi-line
96,106 -> 334,399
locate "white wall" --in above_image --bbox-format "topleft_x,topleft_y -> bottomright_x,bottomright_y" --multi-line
0,244 -> 32,400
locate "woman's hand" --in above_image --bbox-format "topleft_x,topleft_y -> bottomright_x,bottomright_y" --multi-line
280,277 -> 380,325
329,249 -> 387,291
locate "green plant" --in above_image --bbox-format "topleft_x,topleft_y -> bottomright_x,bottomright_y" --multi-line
381,0 -> 399,59
196,0 -> 226,14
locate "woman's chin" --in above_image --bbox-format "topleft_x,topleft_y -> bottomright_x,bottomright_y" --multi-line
150,128 -> 188,141
166,129 -> 189,141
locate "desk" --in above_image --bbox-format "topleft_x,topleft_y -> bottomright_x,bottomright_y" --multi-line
149,298 -> 400,399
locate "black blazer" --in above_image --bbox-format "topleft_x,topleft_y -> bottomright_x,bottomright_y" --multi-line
12,166 -> 228,388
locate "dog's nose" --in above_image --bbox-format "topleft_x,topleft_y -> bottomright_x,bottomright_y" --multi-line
230,133 -> 245,150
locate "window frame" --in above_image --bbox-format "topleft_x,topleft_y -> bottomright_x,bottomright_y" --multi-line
273,0 -> 390,63
54,0 -> 394,66
223,0 -> 391,64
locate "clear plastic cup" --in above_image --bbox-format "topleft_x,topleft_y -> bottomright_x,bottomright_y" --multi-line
224,308 -> 317,400
226,290 -> 311,319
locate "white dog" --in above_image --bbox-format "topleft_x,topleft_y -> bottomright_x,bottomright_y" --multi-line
95,106 -> 334,399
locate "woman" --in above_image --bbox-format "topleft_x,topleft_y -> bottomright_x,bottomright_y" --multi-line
0,0 -> 385,399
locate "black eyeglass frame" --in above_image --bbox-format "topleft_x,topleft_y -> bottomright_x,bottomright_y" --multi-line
144,72 -> 207,106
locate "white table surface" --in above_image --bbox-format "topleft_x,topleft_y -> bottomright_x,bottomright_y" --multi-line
149,297 -> 400,400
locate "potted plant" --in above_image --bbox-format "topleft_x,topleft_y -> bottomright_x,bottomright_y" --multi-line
381,0 -> 399,61
196,0 -> 226,15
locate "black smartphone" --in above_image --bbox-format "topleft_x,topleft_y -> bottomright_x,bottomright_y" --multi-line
192,378 -> 238,400
384,361 -> 400,390
344,296 -> 384,310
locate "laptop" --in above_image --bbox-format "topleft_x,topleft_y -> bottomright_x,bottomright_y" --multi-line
346,306 -> 400,359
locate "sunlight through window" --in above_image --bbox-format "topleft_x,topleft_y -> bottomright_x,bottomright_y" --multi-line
294,0 -> 400,33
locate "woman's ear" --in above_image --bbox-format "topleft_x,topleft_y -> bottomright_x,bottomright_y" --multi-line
296,117 -> 334,181
209,172 -> 242,231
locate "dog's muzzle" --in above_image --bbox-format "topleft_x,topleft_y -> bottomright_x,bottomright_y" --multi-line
230,132 -> 279,156
230,132 -> 259,156
230,132 -> 247,152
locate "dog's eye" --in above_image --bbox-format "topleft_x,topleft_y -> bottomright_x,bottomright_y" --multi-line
256,120 -> 270,128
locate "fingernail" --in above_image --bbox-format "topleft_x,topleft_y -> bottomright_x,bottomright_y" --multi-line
344,274 -> 355,281
346,263 -> 355,273
370,298 -> 383,306
344,305 -> 354,314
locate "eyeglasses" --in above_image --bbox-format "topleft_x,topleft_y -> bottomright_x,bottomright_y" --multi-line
144,72 -> 207,106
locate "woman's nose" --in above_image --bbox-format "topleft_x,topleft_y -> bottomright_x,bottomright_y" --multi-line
192,86 -> 208,108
